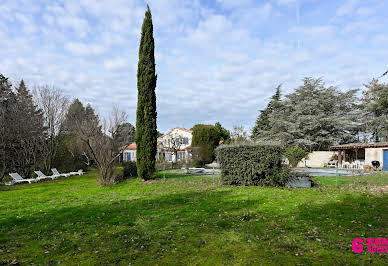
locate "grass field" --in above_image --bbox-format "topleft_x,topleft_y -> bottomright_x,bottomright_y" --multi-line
1,170 -> 387,265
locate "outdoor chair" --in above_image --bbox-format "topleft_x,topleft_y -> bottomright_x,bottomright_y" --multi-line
51,168 -> 71,177
6,173 -> 37,185
69,169 -> 84,176
34,170 -> 60,180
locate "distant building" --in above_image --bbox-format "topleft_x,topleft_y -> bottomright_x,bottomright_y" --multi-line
120,142 -> 137,162
330,142 -> 388,170
119,127 -> 193,163
157,127 -> 193,162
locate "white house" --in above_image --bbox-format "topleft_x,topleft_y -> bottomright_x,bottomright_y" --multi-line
157,127 -> 193,162
119,127 -> 194,163
120,142 -> 137,162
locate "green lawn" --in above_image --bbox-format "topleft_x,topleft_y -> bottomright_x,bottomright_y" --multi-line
0,171 -> 387,265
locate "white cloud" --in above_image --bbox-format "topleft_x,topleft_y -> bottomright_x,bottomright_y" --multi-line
1,0 -> 387,132
104,58 -> 129,71
64,42 -> 108,56
336,0 -> 359,17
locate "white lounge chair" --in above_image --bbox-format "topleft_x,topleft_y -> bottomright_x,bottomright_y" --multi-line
69,169 -> 84,176
6,173 -> 37,185
34,170 -> 60,180
51,168 -> 71,177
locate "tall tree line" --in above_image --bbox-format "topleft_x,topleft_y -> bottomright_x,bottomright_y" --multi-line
251,77 -> 388,151
0,75 -> 46,179
0,74 -> 135,184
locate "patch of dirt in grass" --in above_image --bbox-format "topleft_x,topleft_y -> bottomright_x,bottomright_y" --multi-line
142,179 -> 162,184
370,185 -> 388,194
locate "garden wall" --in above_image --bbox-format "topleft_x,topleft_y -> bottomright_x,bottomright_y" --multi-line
297,151 -> 335,168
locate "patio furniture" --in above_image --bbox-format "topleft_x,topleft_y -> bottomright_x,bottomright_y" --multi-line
51,168 -> 71,177
327,160 -> 337,168
342,162 -> 350,169
69,169 -> 84,176
6,173 -> 37,185
34,170 -> 60,180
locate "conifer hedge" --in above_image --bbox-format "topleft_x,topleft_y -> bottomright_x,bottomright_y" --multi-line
215,143 -> 291,186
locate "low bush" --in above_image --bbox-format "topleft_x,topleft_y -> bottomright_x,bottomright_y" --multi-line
285,146 -> 309,167
215,142 -> 291,187
122,161 -> 138,178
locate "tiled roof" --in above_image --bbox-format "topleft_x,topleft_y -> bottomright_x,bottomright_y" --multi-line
124,142 -> 136,150
172,127 -> 193,133
330,142 -> 388,150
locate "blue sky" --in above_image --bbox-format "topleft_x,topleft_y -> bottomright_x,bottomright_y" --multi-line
1,0 -> 387,133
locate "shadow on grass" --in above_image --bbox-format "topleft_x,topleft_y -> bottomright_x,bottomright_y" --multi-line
0,185 -> 387,264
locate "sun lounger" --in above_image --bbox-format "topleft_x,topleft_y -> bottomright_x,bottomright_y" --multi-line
69,169 -> 84,176
34,170 -> 60,180
51,168 -> 71,177
6,173 -> 37,185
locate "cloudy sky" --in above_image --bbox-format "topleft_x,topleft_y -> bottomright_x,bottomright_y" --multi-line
1,0 -> 387,133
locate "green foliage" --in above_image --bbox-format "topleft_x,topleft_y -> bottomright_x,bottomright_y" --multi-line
0,76 -> 46,179
285,146 -> 309,167
2,170 -> 386,264
228,125 -> 249,144
252,85 -> 281,140
191,123 -> 229,164
61,99 -> 100,168
254,78 -> 360,150
52,136 -> 87,173
216,143 -> 291,186
122,161 -> 138,178
136,6 -> 158,180
113,122 -> 135,148
361,79 -> 388,141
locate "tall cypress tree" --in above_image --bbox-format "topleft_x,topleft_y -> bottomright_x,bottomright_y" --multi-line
136,5 -> 157,180
251,85 -> 281,140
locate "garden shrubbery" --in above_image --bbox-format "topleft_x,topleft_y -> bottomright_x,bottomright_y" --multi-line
122,161 -> 138,178
215,142 -> 291,187
285,145 -> 309,167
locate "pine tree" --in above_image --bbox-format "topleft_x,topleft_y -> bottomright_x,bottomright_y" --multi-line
136,5 -> 157,180
251,85 -> 281,140
15,80 -> 46,177
0,74 -> 17,180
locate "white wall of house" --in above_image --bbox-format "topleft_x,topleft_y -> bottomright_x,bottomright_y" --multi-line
158,128 -> 192,150
365,148 -> 384,169
157,128 -> 192,162
122,150 -> 136,162
297,151 -> 336,168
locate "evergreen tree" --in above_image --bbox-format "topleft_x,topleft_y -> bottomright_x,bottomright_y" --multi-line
15,80 -> 46,177
361,79 -> 388,142
0,74 -> 17,180
256,78 -> 360,151
191,123 -> 228,164
251,85 -> 281,140
136,5 -> 157,180
113,122 -> 136,148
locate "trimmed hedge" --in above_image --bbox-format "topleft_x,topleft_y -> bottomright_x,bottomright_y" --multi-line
215,143 -> 291,187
